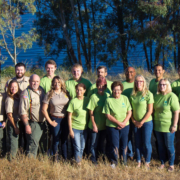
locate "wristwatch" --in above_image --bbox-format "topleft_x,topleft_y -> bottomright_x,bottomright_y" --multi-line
172,125 -> 177,128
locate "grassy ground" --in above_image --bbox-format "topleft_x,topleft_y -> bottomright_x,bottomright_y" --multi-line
0,67 -> 180,179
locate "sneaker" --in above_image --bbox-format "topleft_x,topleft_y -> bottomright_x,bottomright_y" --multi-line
168,166 -> 174,172
110,164 -> 116,169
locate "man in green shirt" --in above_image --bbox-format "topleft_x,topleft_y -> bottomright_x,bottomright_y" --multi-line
149,64 -> 165,96
122,67 -> 136,160
65,64 -> 92,99
40,60 -> 57,93
87,66 -> 113,97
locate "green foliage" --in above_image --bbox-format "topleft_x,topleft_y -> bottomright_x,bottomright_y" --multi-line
1,66 -> 15,77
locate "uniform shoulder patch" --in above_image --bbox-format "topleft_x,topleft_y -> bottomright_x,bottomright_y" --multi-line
23,95 -> 28,99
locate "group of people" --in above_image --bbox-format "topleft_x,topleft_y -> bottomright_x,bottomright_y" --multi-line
0,60 -> 180,172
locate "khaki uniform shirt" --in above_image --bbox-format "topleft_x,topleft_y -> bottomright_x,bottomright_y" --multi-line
5,96 -> 20,121
5,76 -> 30,93
0,93 -> 6,121
19,86 -> 45,122
43,92 -> 69,117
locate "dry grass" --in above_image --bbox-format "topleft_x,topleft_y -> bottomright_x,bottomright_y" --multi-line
0,154 -> 180,180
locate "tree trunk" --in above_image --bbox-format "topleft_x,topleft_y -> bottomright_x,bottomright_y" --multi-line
155,43 -> 162,64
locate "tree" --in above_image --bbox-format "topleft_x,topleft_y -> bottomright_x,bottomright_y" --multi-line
0,0 -> 39,65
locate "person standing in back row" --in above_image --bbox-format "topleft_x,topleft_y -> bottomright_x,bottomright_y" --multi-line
5,62 -> 29,153
87,66 -> 113,97
122,67 -> 136,160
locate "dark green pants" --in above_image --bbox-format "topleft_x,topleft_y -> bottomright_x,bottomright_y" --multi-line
26,120 -> 48,158
7,121 -> 19,158
0,124 -> 6,157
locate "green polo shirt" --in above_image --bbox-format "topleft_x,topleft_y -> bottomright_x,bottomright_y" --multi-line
122,81 -> 134,99
40,75 -> 55,93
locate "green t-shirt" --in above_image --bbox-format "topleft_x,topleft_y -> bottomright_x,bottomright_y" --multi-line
122,81 -> 134,99
87,79 -> 113,97
171,79 -> 180,98
130,91 -> 154,122
87,92 -> 109,131
65,77 -> 92,99
153,92 -> 180,133
40,75 -> 54,93
67,97 -> 89,130
102,95 -> 132,128
149,78 -> 159,96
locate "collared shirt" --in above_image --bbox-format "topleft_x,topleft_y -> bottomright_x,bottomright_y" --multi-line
0,93 -> 6,122
5,76 -> 30,93
19,86 -> 45,122
5,96 -> 20,121
40,75 -> 55,93
43,91 -> 69,116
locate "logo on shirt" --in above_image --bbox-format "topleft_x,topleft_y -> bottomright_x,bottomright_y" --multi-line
140,97 -> 145,102
164,101 -> 168,106
122,103 -> 126,108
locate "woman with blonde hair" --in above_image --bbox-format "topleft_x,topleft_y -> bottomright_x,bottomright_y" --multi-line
42,76 -> 69,160
130,75 -> 154,168
154,79 -> 179,172
5,80 -> 21,159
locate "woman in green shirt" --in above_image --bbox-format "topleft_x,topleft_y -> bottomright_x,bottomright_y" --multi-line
130,75 -> 154,168
87,77 -> 109,163
103,81 -> 132,166
154,79 -> 179,172
67,83 -> 89,164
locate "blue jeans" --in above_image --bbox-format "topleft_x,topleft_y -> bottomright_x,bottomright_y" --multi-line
72,129 -> 87,162
89,129 -> 106,162
155,131 -> 175,166
133,120 -> 153,163
127,121 -> 134,158
106,125 -> 129,165
50,117 -> 68,159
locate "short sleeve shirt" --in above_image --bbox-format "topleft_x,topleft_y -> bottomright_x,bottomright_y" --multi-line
87,80 -> 113,97
149,78 -> 159,96
102,95 -> 132,128
171,79 -> 180,98
43,92 -> 69,116
40,75 -> 54,93
5,96 -> 20,121
65,77 -> 92,99
130,91 -> 154,122
87,92 -> 109,130
122,81 -> 134,99
153,92 -> 180,132
67,97 -> 89,130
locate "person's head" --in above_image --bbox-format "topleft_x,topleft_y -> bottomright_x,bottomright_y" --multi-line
125,67 -> 136,82
7,80 -> 19,98
75,83 -> 86,98
132,75 -> 148,97
45,60 -> 57,77
71,64 -> 83,80
15,63 -> 26,79
97,66 -> 107,78
111,81 -> 123,98
29,74 -> 40,91
51,76 -> 66,93
96,77 -> 107,95
154,64 -> 165,79
157,78 -> 171,95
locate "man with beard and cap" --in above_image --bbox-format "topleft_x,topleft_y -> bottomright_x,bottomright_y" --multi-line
19,74 -> 47,158
87,66 -> 113,97
122,67 -> 136,160
5,62 -> 29,153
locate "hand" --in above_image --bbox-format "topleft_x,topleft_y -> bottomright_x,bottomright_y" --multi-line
136,121 -> 144,128
118,122 -> 126,129
25,125 -> 32,134
93,124 -> 98,133
2,122 -> 6,129
14,127 -> 20,135
69,130 -> 74,139
51,120 -> 58,127
171,126 -> 176,133
116,126 -> 122,130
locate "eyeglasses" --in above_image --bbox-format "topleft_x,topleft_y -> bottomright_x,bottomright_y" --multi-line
159,84 -> 166,86
135,81 -> 144,83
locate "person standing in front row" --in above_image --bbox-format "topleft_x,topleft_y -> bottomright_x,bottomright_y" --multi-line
87,77 -> 109,164
103,81 -> 132,167
67,83 -> 89,164
5,80 -> 21,160
122,67 -> 136,160
42,76 -> 69,161
5,62 -> 29,152
130,75 -> 154,169
154,79 -> 179,172
19,74 -> 47,158
87,66 -> 113,97
65,64 -> 92,99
